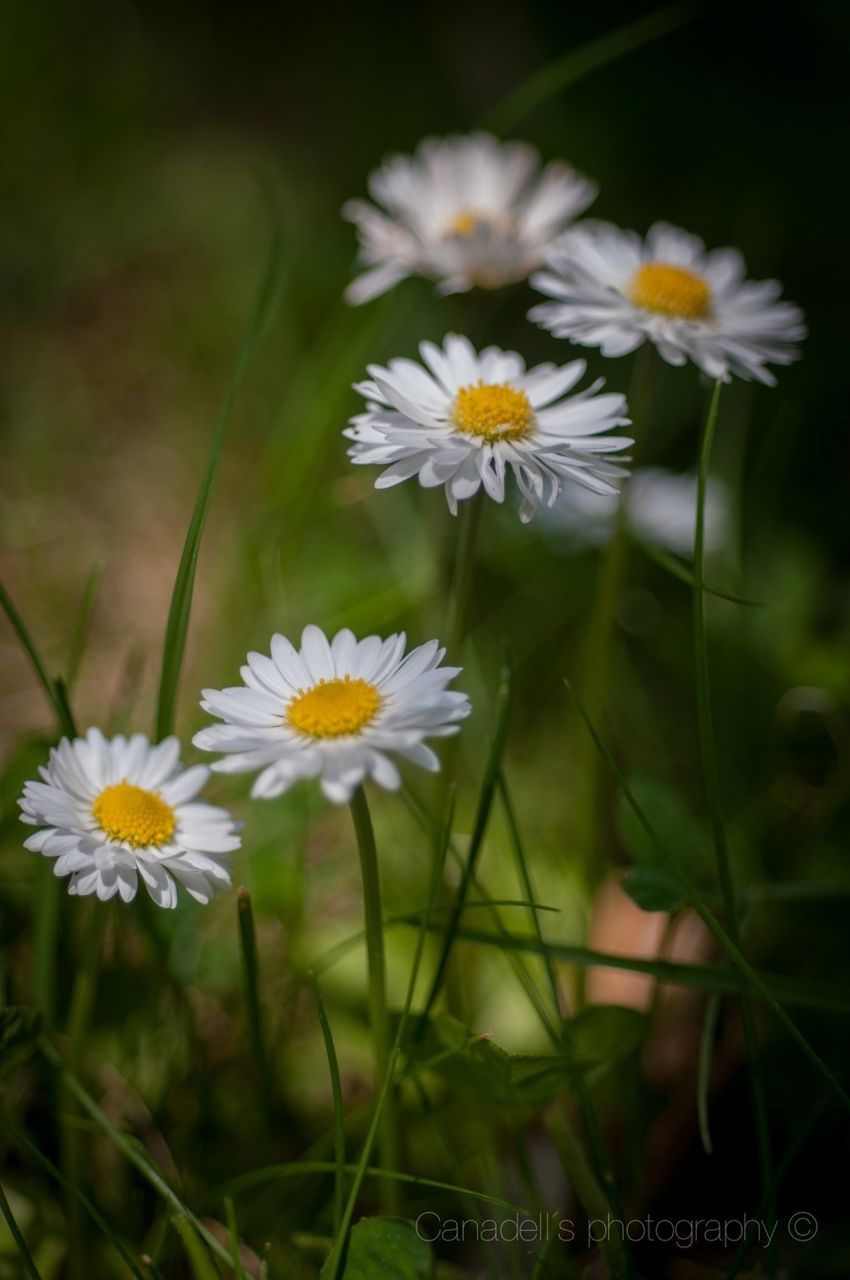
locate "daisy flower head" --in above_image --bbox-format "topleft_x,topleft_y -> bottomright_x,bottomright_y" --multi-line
345,333 -> 632,523
18,729 -> 238,908
343,132 -> 597,303
530,221 -> 806,385
193,626 -> 471,806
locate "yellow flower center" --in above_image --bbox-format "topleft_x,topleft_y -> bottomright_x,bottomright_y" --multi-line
453,382 -> 533,443
286,677 -> 382,739
630,262 -> 711,319
445,210 -> 484,237
92,781 -> 177,848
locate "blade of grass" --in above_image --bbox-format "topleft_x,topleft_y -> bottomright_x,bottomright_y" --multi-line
172,1216 -> 221,1280
0,1182 -> 43,1280
401,918 -> 850,1012
323,790 -> 456,1280
220,1161 -> 527,1213
66,564 -> 103,688
37,1036 -> 234,1269
418,658 -> 512,1027
0,581 -> 77,737
631,534 -> 763,606
693,381 -> 774,1257
696,991 -> 721,1154
0,1112 -> 146,1279
155,184 -> 283,741
223,1198 -> 246,1280
236,888 -> 274,1122
308,972 -> 346,1236
482,3 -> 696,132
564,675 -> 850,1116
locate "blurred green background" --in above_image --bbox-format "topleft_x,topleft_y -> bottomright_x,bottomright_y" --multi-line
1,1 -> 849,1276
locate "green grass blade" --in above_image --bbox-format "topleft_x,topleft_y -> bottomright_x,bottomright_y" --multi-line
236,887 -> 274,1121
564,675 -> 850,1116
308,972 -> 346,1235
154,190 -> 283,741
419,658 -> 512,1025
696,991 -> 721,1154
322,788 -> 457,1280
0,580 -> 77,737
631,534 -> 763,607
66,563 -> 103,688
693,380 -> 774,1235
172,1216 -> 222,1280
481,3 -> 696,132
37,1036 -> 234,1269
0,1112 -> 146,1279
223,1197 -> 246,1280
0,1181 -> 43,1280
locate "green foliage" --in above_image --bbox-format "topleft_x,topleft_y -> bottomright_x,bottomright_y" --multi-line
321,1217 -> 432,1280
619,866 -> 687,913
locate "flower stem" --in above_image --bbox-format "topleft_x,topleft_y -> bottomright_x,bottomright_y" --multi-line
62,901 -> 107,1280
348,785 -> 398,1213
447,490 -> 484,662
575,346 -> 656,890
693,379 -> 775,1260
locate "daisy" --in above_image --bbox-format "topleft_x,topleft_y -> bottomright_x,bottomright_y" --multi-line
18,729 -> 238,907
345,333 -> 632,523
343,132 -> 597,303
529,220 -> 806,385
193,626 -> 470,805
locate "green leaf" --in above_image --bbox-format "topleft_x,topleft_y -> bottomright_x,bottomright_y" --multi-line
569,1006 -> 645,1086
617,773 -> 712,878
620,867 -> 687,914
322,1218 -> 432,1280
0,1008 -> 42,1069
154,185 -> 283,741
404,1013 -> 574,1112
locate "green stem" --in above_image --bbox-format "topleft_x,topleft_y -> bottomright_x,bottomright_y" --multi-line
0,1182 -> 43,1280
693,380 -> 775,1256
447,490 -> 484,662
348,786 -> 398,1214
62,902 -> 107,1280
545,1107 -> 629,1280
575,346 -> 656,891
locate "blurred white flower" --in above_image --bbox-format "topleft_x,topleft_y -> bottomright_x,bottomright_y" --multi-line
19,729 -> 238,907
343,132 -> 597,303
194,626 -> 470,806
346,333 -> 631,523
530,220 -> 805,385
543,466 -> 730,555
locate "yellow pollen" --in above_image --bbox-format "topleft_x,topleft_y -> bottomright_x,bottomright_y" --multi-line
92,781 -> 176,848
453,381 -> 533,443
286,677 -> 382,739
445,210 -> 483,237
630,262 -> 711,319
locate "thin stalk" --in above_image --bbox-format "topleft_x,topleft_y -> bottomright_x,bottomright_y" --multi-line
323,789 -> 455,1280
575,345 -> 656,890
545,1107 -> 628,1280
308,972 -> 346,1235
62,902 -> 107,1280
236,888 -> 274,1122
693,380 -> 775,1263
348,785 -> 398,1214
0,1182 -> 43,1280
447,490 -> 485,661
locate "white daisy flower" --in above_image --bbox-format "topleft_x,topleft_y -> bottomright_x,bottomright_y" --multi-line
18,729 -> 238,908
529,220 -> 806,385
343,132 -> 597,303
345,333 -> 632,523
543,466 -> 730,555
193,626 -> 470,806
